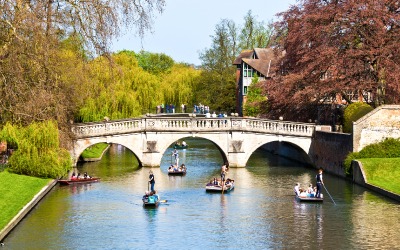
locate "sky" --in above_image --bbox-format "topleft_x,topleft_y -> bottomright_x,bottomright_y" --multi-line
111,0 -> 297,65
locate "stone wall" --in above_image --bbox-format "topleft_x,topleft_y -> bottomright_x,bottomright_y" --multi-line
353,105 -> 400,152
309,131 -> 353,177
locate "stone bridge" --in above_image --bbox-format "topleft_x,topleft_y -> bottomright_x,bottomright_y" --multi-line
71,117 -> 316,167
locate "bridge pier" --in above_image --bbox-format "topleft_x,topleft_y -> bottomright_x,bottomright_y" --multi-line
227,152 -> 247,168
141,151 -> 163,168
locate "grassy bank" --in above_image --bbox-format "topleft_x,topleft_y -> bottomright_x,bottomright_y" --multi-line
0,171 -> 51,230
81,143 -> 109,159
359,158 -> 400,195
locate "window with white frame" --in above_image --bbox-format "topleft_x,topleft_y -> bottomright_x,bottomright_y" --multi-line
243,63 -> 253,78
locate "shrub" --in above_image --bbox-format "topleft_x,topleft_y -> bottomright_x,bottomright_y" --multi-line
343,102 -> 373,133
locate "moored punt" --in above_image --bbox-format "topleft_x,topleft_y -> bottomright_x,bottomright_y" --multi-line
58,177 -> 100,185
142,194 -> 160,207
173,144 -> 188,149
295,194 -> 323,202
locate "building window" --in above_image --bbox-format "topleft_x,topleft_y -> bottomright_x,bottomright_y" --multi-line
243,63 -> 253,78
244,86 -> 248,95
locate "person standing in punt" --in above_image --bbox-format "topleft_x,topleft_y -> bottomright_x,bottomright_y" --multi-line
172,149 -> 179,166
315,168 -> 324,198
149,170 -> 155,193
221,163 -> 228,182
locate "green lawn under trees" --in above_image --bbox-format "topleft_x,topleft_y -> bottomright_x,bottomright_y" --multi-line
81,143 -> 109,159
0,171 -> 51,230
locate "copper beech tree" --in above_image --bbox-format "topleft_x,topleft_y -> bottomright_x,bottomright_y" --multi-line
265,0 -> 400,121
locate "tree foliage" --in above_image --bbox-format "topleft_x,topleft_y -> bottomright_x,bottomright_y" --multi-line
77,51 -> 201,122
244,77 -> 268,117
0,0 -> 165,148
0,121 -> 71,178
198,11 -> 275,114
136,50 -> 175,75
198,19 -> 238,113
266,0 -> 400,120
343,102 -> 373,133
239,10 -> 275,50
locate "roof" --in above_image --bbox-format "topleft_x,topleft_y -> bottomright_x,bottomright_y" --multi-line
233,48 -> 279,77
243,58 -> 273,77
254,48 -> 274,60
233,50 -> 253,65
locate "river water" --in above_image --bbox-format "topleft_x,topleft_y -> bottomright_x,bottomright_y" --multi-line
3,139 -> 400,249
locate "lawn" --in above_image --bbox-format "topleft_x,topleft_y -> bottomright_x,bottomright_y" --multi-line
81,143 -> 109,159
0,171 -> 51,230
359,158 -> 400,195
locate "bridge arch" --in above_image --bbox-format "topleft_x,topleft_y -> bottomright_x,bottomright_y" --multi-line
72,135 -> 144,166
235,134 -> 313,167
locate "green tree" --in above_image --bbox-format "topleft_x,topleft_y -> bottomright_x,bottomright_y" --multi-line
198,19 -> 238,113
343,102 -> 373,133
239,10 -> 275,50
243,77 -> 268,117
0,121 -> 71,178
136,50 -> 175,75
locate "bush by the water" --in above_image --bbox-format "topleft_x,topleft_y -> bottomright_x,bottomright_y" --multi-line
343,102 -> 373,133
0,121 -> 71,178
344,138 -> 400,174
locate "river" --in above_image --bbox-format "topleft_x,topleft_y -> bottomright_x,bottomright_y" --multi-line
3,139 -> 400,249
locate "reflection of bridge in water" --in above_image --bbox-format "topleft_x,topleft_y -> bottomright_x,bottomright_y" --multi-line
71,117 -> 316,167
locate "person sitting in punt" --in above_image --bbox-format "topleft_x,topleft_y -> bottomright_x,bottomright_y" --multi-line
180,164 -> 186,171
70,172 -> 77,180
77,173 -> 83,179
83,172 -> 91,179
299,188 -> 308,197
307,184 -> 315,197
213,178 -> 218,185
182,141 -> 187,146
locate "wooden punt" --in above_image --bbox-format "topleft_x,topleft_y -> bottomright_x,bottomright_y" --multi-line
58,177 -> 100,185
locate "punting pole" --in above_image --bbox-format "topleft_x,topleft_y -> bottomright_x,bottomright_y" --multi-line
323,185 -> 336,205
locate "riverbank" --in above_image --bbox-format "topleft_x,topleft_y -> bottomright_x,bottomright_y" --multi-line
0,171 -> 54,241
352,159 -> 400,202
80,143 -> 110,162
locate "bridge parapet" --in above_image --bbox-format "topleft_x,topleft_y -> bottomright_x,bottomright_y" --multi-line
244,119 -> 315,136
72,119 -> 143,138
72,117 -> 315,138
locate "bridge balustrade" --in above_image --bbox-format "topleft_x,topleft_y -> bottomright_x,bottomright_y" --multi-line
72,117 -> 315,138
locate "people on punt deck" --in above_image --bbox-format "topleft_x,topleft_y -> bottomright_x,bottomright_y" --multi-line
294,183 -> 317,197
71,172 -> 77,180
